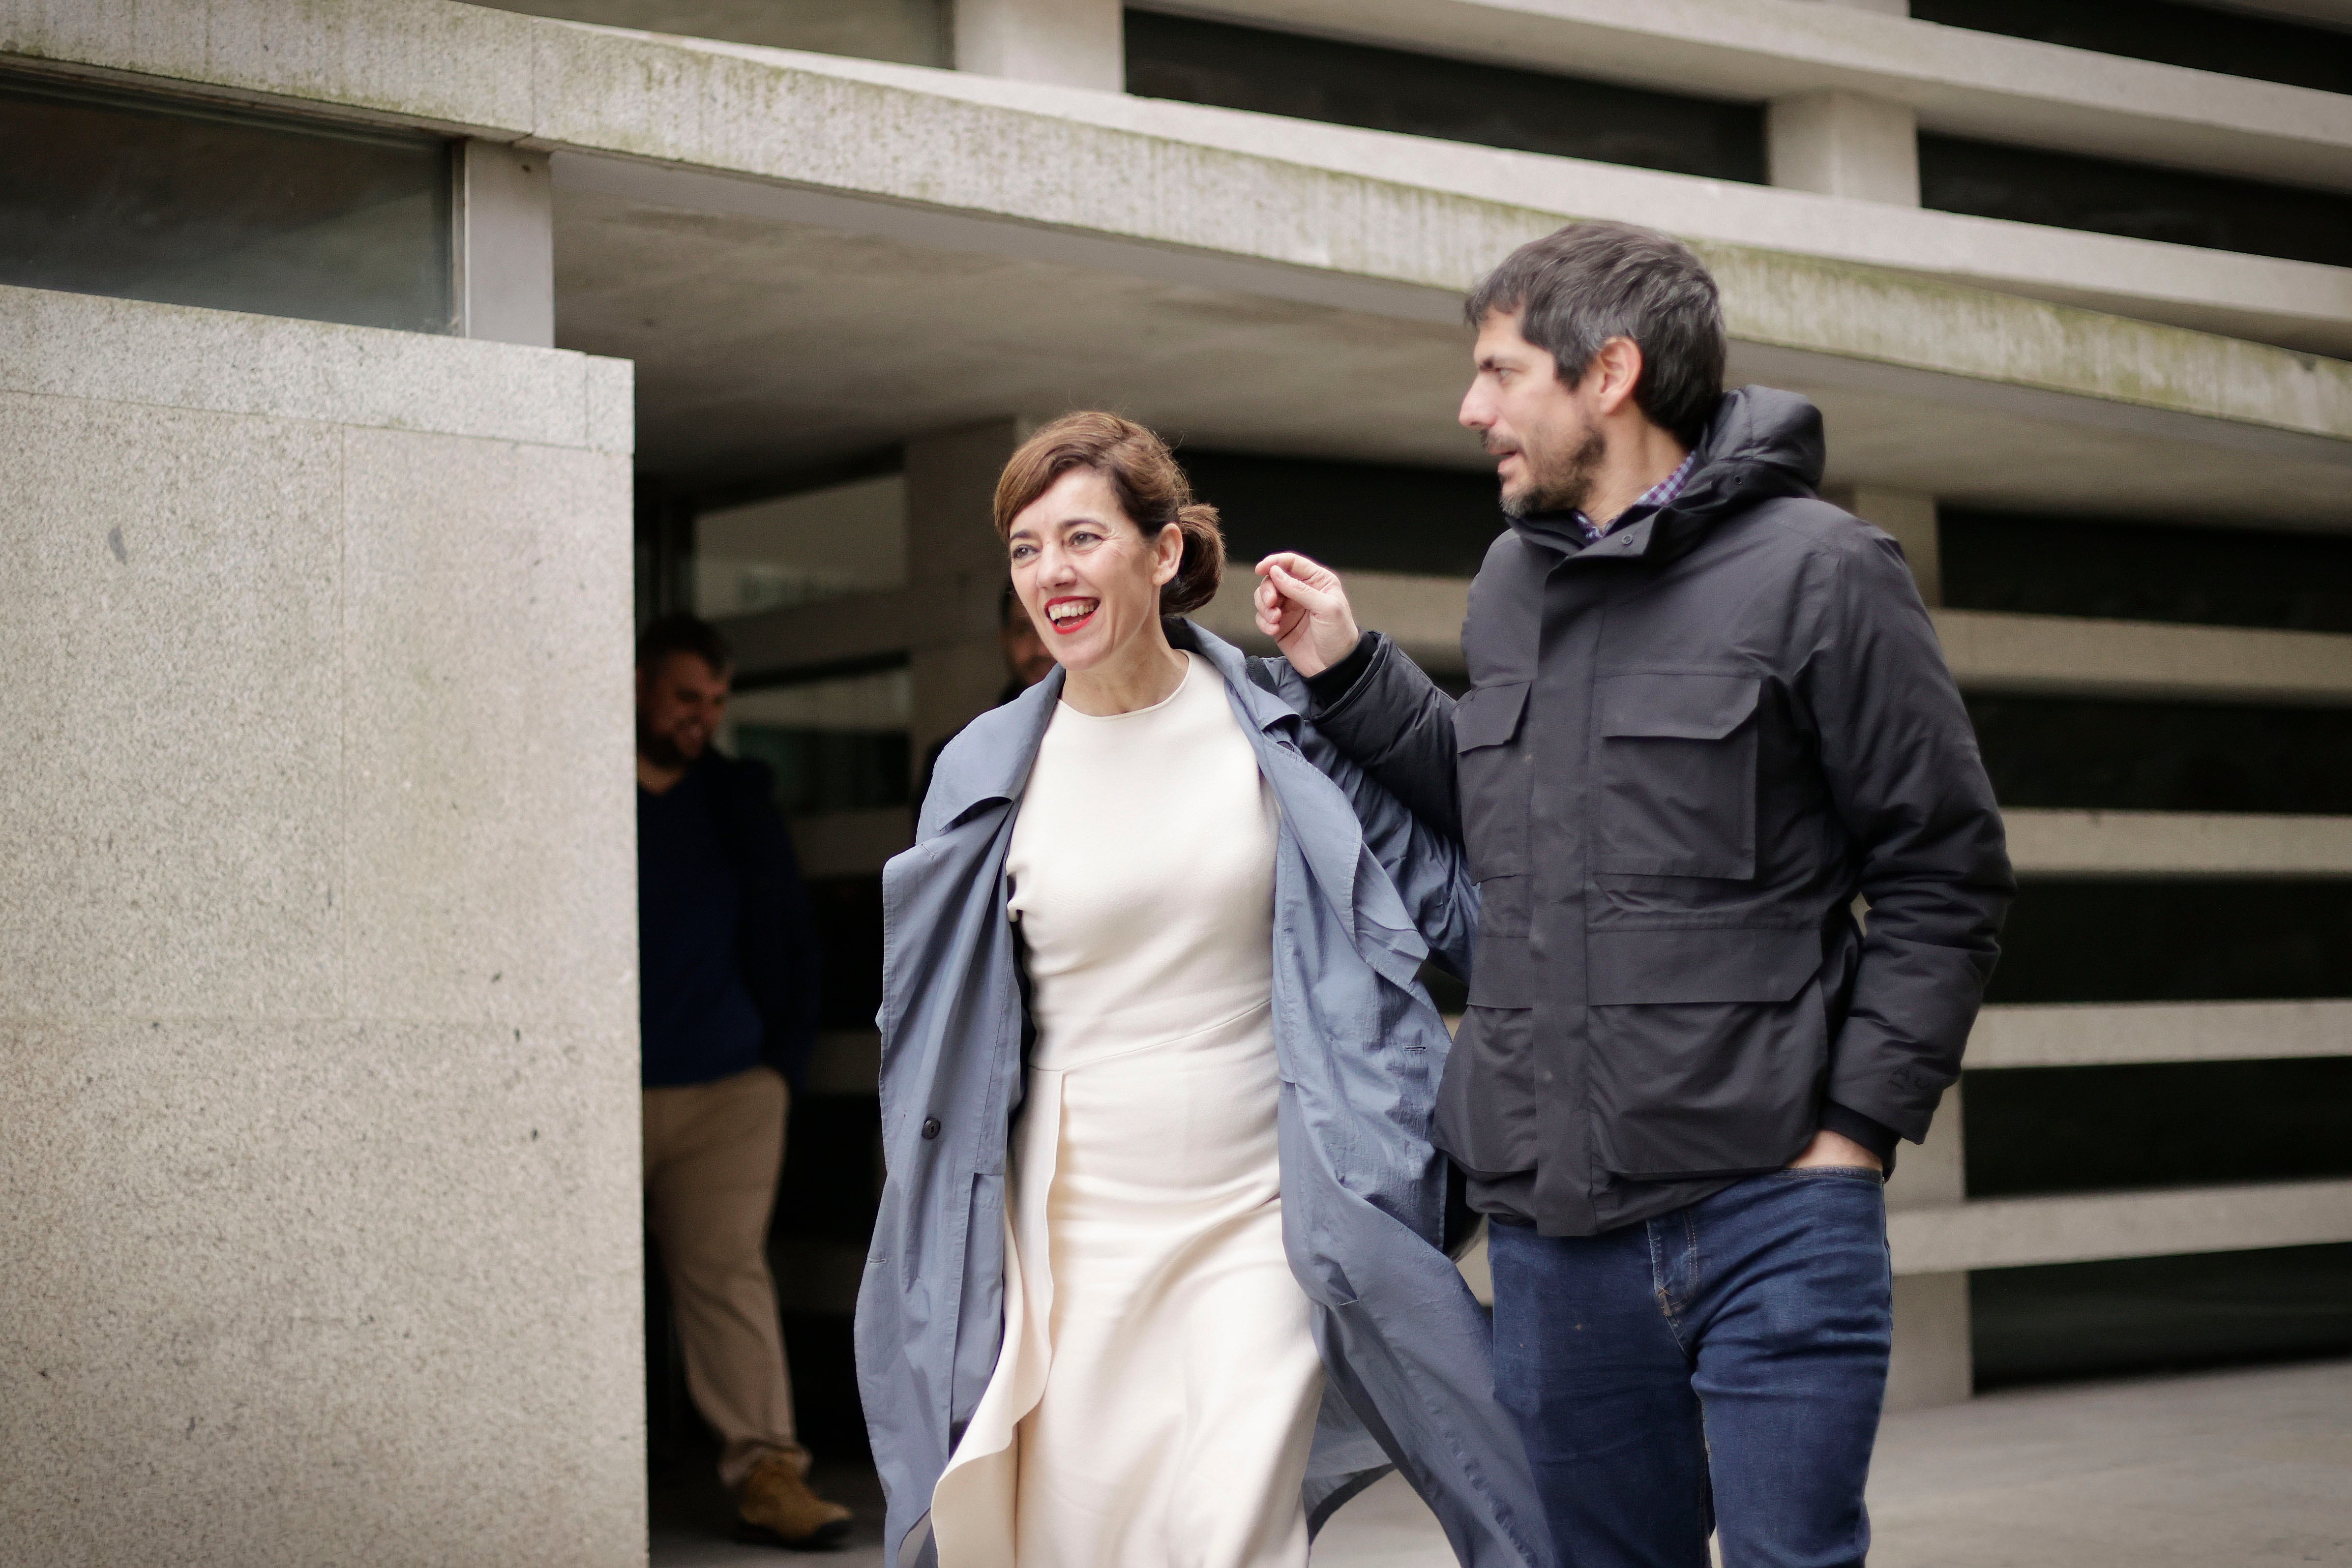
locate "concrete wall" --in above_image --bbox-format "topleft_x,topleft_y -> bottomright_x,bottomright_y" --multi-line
0,286 -> 644,1568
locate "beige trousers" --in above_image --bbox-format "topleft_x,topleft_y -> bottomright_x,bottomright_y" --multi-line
643,1064 -> 808,1490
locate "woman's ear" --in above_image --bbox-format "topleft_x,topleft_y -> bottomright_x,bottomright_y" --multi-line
1149,522 -> 1183,588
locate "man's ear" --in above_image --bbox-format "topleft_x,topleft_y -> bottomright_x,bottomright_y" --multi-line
1590,336 -> 1646,417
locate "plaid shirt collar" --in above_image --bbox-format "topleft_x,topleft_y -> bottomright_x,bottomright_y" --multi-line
1570,448 -> 1698,545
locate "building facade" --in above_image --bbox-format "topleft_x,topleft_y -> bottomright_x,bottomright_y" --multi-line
3,1 -> 2349,1563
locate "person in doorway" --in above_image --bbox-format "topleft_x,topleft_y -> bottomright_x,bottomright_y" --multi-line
1252,222 -> 2014,1568
636,614 -> 854,1550
913,582 -> 1055,816
857,414 -> 1547,1568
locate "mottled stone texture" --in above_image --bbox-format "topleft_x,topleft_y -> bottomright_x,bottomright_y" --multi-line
0,288 -> 643,1568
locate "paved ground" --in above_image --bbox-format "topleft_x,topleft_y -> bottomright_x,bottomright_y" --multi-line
652,1358 -> 2352,1566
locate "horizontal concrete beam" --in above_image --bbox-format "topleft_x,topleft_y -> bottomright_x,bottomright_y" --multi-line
1937,612 -> 2352,706
1970,999 -> 2352,1069
17,2 -> 2352,447
1198,570 -> 1464,672
1213,579 -> 2352,706
1887,1178 -> 2352,1274
1150,0 -> 2352,194
2004,809 -> 2352,879
810,45 -> 2352,360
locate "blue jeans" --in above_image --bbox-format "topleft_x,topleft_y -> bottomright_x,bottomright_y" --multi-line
1489,1168 -> 1893,1568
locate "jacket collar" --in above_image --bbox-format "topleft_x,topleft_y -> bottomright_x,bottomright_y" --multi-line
1510,385 -> 1825,568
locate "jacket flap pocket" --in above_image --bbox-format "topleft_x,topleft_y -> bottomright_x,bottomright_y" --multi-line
1454,681 -> 1531,752
1597,674 -> 1759,740
1587,927 -> 1818,1006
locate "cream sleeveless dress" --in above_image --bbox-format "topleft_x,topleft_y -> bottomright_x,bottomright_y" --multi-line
929,651 -> 1325,1568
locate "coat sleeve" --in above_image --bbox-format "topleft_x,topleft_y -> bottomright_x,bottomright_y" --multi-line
1308,632 -> 1466,843
1797,533 -> 2014,1143
1293,707 -> 1480,980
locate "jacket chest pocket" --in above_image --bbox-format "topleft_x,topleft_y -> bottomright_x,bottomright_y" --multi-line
1454,680 -> 1533,938
1593,673 -> 1760,881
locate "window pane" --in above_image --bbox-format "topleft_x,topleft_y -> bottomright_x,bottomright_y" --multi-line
1126,10 -> 1767,183
1913,0 -> 2352,97
727,667 -> 913,817
1988,881 -> 2352,1005
1941,509 -> 2352,633
1967,697 -> 2352,816
1920,133 -> 2352,270
696,475 -> 909,617
0,75 -> 453,333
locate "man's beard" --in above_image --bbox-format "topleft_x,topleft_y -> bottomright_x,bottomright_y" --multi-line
637,716 -> 701,769
1500,427 -> 1607,520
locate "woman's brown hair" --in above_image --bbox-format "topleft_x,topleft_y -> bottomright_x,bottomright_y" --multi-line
992,412 -> 1226,618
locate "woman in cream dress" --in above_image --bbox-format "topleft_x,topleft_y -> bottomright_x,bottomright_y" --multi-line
860,411 -> 1548,1568
927,418 -> 1322,1568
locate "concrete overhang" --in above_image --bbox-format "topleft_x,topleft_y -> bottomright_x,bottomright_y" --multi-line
11,1 -> 2352,521
1151,0 -> 2352,194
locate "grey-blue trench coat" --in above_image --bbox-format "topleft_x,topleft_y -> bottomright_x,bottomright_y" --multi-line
854,623 -> 1551,1568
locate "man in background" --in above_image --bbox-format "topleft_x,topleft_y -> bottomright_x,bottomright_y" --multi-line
635,613 -> 851,1549
914,582 -> 1054,814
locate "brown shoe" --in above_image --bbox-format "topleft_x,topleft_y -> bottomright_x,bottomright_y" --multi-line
737,1455 -> 854,1550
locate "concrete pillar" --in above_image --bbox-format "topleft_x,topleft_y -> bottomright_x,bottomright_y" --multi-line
1827,485 -> 1941,605
0,285 -> 641,1564
458,139 -> 555,346
954,0 -> 1123,89
1766,90 -> 1920,207
905,418 -> 1034,770
1885,1081 -> 1972,1411
1888,1272 -> 1973,1412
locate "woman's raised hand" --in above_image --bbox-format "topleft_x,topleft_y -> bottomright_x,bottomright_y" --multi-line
1252,552 -> 1362,679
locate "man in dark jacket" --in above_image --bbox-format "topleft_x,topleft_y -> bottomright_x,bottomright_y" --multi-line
1254,222 -> 2012,1568
635,614 -> 849,1548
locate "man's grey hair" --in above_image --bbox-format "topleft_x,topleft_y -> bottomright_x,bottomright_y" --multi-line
1466,221 -> 1726,449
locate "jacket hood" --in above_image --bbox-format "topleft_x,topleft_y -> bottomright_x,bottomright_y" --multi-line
1511,384 -> 1824,566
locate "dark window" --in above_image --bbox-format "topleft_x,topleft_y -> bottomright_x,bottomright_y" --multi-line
733,727 -> 912,817
1919,133 -> 2352,268
0,74 -> 453,332
1988,882 -> 2352,1005
1125,10 -> 1768,182
1964,1059 -> 2352,1198
808,874 -> 885,1032
1182,450 -> 1506,578
1968,698 -> 2352,816
1973,1244 -> 2352,1390
1913,0 -> 2352,97
1941,509 -> 2352,634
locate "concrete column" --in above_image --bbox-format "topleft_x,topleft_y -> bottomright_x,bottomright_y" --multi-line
1766,90 -> 1920,207
1885,1081 -> 1973,1411
1888,1272 -> 1973,1411
0,285 -> 640,1565
905,418 -> 1034,770
1827,485 -> 1941,605
458,139 -> 555,346
954,0 -> 1123,90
